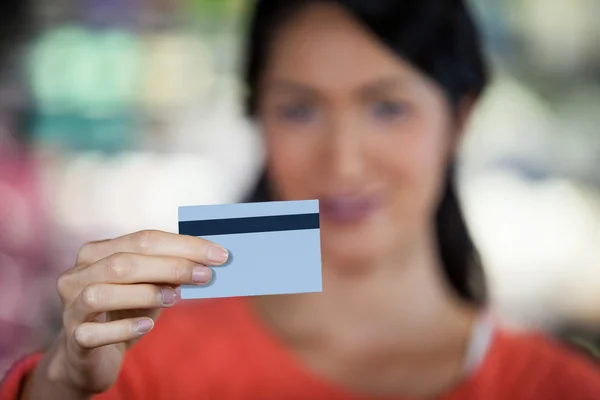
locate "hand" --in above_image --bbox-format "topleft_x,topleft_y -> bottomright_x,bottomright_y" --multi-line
46,230 -> 228,395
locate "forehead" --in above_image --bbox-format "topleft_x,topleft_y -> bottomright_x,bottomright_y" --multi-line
263,3 -> 422,91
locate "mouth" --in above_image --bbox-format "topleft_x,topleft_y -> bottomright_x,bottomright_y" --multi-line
318,193 -> 383,224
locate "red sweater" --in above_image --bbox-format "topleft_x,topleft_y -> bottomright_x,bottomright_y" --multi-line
2,297 -> 600,399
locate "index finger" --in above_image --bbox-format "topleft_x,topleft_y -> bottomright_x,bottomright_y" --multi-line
76,230 -> 229,267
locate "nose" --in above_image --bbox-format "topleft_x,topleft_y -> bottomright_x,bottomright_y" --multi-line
322,115 -> 366,183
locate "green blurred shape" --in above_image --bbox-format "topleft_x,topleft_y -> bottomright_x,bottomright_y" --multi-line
187,0 -> 237,21
28,26 -> 87,113
69,30 -> 143,115
28,25 -> 143,116
32,112 -> 139,153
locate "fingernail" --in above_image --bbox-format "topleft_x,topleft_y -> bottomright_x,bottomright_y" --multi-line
136,319 -> 154,334
160,287 -> 177,306
192,266 -> 212,283
207,245 -> 228,264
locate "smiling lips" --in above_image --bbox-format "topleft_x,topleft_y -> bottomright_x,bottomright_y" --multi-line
318,194 -> 383,223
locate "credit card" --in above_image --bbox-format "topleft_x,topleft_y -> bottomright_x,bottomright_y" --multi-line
179,200 -> 322,299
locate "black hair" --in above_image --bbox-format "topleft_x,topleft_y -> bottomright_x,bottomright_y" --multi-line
243,0 -> 490,305
0,0 -> 34,146
0,0 -> 31,70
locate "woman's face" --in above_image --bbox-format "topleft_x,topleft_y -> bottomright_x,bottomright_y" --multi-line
257,3 -> 461,268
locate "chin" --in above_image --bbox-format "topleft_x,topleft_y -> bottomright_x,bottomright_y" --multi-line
321,231 -> 391,272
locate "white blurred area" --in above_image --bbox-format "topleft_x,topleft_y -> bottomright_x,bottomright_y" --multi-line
464,171 -> 600,330
460,72 -> 600,330
40,96 -> 263,235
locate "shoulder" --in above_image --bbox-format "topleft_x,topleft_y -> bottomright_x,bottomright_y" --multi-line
483,328 -> 600,398
496,329 -> 599,369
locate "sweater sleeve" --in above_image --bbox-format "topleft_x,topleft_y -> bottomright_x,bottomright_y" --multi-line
1,303 -> 234,400
0,354 -> 43,400
0,353 -> 156,400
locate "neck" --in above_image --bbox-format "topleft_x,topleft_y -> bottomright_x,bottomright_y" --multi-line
252,229 -> 481,397
254,229 -> 478,359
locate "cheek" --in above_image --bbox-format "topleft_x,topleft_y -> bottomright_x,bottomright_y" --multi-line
376,118 -> 450,214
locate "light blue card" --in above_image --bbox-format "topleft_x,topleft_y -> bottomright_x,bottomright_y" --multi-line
178,200 -> 322,299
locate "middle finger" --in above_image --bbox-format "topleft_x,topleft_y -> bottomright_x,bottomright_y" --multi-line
79,253 -> 213,288
66,283 -> 179,326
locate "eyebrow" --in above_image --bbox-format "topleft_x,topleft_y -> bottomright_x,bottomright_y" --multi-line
262,80 -> 317,97
263,76 -> 410,98
359,77 -> 408,96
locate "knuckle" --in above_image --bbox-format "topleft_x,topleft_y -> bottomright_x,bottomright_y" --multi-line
105,253 -> 131,280
76,241 -> 98,265
171,260 -> 189,283
73,325 -> 92,348
80,284 -> 105,310
56,271 -> 75,301
134,230 -> 157,252
143,286 -> 160,306
128,319 -> 140,334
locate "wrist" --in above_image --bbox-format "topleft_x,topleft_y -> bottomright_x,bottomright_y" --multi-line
23,336 -> 92,400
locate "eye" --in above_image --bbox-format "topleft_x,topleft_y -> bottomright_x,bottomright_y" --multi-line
373,100 -> 407,120
278,103 -> 316,123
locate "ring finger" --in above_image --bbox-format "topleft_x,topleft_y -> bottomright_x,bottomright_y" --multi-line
65,283 -> 178,327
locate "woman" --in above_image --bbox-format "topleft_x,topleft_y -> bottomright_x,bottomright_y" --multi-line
3,0 -> 600,399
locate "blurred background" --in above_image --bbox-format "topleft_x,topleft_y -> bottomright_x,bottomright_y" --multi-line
1,0 -> 600,374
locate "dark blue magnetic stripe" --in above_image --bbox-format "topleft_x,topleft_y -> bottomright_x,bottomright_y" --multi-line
179,213 -> 320,236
